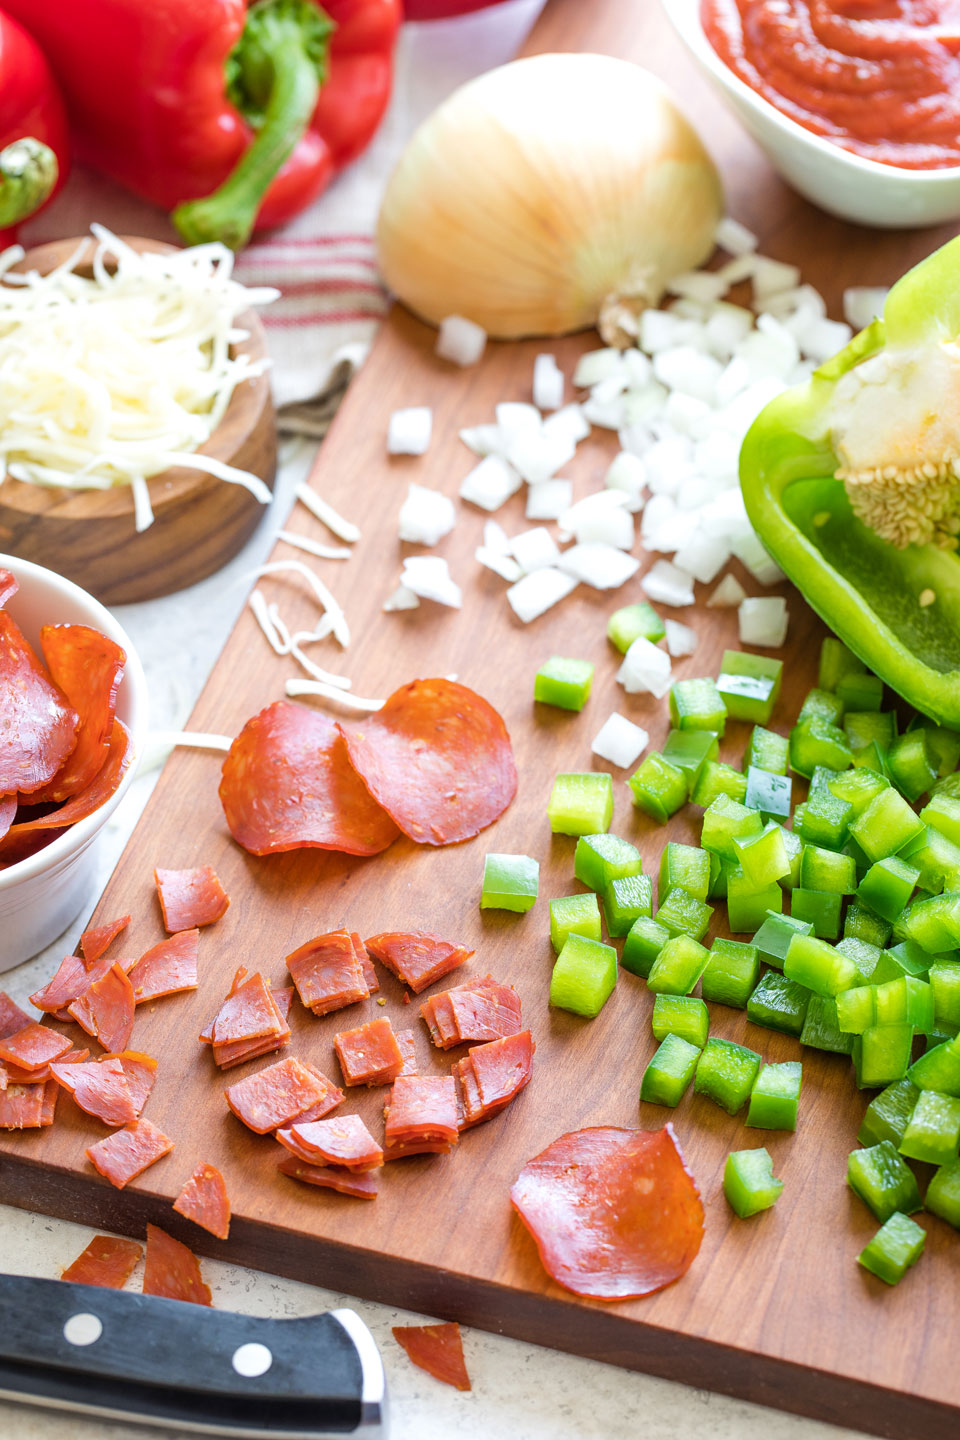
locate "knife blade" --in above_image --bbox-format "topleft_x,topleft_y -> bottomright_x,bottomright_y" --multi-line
0,1273 -> 387,1437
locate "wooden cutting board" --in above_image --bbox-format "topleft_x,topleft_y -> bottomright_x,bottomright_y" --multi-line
2,3 -> 957,1437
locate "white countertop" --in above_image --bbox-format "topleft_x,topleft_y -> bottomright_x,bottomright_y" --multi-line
0,437 -> 860,1440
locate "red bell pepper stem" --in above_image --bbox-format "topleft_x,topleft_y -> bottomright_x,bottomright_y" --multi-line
173,0 -> 332,250
0,138 -> 59,235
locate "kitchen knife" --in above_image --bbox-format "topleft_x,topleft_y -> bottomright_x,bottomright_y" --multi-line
0,1273 -> 387,1437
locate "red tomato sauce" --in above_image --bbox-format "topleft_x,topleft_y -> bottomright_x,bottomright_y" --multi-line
701,1 -> 960,169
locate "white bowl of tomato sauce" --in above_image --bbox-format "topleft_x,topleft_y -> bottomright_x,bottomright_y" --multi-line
0,556 -> 149,970
667,0 -> 960,229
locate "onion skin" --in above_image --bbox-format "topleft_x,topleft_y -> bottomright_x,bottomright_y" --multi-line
376,52 -> 723,340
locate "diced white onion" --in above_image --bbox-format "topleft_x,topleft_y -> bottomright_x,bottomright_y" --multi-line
843,286 -> 889,332
398,482 -> 456,546
459,422 -> 504,457
751,255 -> 801,303
387,406 -> 432,455
665,270 -> 728,305
706,573 -> 747,608
572,348 -> 623,388
400,555 -> 462,608
715,216 -> 758,255
459,454 -> 522,511
483,519 -> 511,554
295,484 -> 361,543
533,353 -> 565,411
541,403 -> 589,446
277,529 -> 351,561
476,546 -> 522,582
652,345 -> 723,404
591,712 -> 650,768
739,595 -> 789,648
673,533 -> 731,585
557,543 -> 640,590
642,559 -> 696,607
511,526 -> 561,574
436,314 -> 486,367
526,478 -> 573,520
605,451 -> 646,511
505,427 -> 575,485
616,636 -> 672,697
732,531 -> 785,586
664,618 -> 699,657
495,401 -> 541,441
383,584 -> 420,611
506,568 -> 578,623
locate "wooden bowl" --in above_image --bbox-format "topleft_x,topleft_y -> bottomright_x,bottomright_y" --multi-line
0,237 -> 277,605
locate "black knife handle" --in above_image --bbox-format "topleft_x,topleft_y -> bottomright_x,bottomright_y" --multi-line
0,1274 -> 387,1437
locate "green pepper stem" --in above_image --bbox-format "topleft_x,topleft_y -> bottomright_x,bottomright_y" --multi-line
0,139 -> 58,231
173,0 -> 332,251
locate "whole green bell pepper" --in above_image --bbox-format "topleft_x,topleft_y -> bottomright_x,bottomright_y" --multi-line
741,235 -> 960,727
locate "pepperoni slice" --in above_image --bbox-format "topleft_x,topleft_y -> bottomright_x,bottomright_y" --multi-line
80,915 -> 131,966
30,625 -> 126,803
155,866 -> 229,933
111,1052 -> 157,1116
0,611 -> 78,797
86,1118 -> 174,1189
39,1079 -> 59,1126
364,932 -> 472,994
277,1156 -> 378,1199
510,1125 -> 705,1301
0,1081 -> 47,1128
342,679 -> 517,846
382,1136 -> 453,1159
385,1076 -> 459,1147
210,971 -> 284,1046
0,1023 -> 72,1071
421,975 -> 521,1049
225,1056 -> 343,1135
334,1017 -> 404,1087
143,1223 -> 211,1306
0,992 -> 33,1040
455,1031 -> 534,1130
287,929 -> 371,1016
0,569 -> 17,608
50,1056 -> 137,1126
392,1323 -> 471,1391
2,1045 -> 88,1086
128,931 -> 199,1004
5,718 -> 132,836
61,1234 -> 143,1289
0,794 -> 15,842
173,1163 -> 231,1241
219,701 -> 399,858
68,962 -> 135,1053
395,1028 -> 417,1077
30,951 -> 136,1018
277,1114 -> 384,1171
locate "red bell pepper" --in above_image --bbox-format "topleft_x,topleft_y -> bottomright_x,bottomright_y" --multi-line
6,0 -> 401,250
0,10 -> 70,247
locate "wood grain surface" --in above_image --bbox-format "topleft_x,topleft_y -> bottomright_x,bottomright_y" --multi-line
0,238 -> 276,606
2,4 -> 958,1437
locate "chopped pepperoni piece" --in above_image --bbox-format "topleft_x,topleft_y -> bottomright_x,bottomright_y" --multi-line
143,1223 -> 211,1306
155,866 -> 229,933
173,1163 -> 231,1241
364,932 -> 473,994
128,931 -> 199,1004
86,1118 -> 174,1189
0,1023 -> 72,1071
0,1081 -> 47,1128
112,1052 -> 157,1116
334,1017 -> 403,1087
393,1323 -> 471,1391
0,611 -> 78,797
61,1235 -> 142,1289
382,1136 -> 453,1159
30,951 -> 135,1016
31,625 -> 126,803
0,569 -> 17,608
455,1031 -> 534,1130
277,1156 -> 378,1199
211,971 -> 284,1046
291,1061 -> 346,1123
0,992 -> 33,1040
385,1076 -> 459,1147
0,794 -> 15,842
395,1028 -> 417,1077
225,1057 -> 343,1135
50,1056 -> 137,1126
68,962 -> 135,1053
277,1114 -> 384,1171
353,933 -> 379,995
421,975 -> 521,1049
80,915 -> 130,966
287,929 -> 371,1016
5,718 -> 131,836
219,701 -> 399,857
510,1125 -> 705,1301
341,679 -> 517,846
39,1078 -> 58,1126
2,1045 -> 88,1086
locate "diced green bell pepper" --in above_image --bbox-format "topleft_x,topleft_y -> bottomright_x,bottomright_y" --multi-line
550,934 -> 617,1017
752,911 -> 812,970
857,856 -> 920,922
819,637 -> 865,693
836,984 -> 877,1034
647,934 -> 710,996
548,773 -> 613,836
745,726 -> 789,775
930,960 -> 960,1027
701,938 -> 760,1008
670,678 -> 727,736
602,874 -> 653,937
659,842 -> 710,903
629,753 -> 687,824
663,729 -> 719,795
784,932 -> 858,996
716,650 -> 783,724
549,892 -> 602,953
651,993 -> 709,1049
908,1037 -> 960,1096
621,917 -> 670,979
789,887 -> 843,940
481,853 -> 539,912
886,730 -> 937,803
747,1060 -> 802,1131
793,792 -> 853,852
849,787 -> 925,861
844,899 -> 893,947
733,825 -> 791,888
727,869 -> 783,933
844,710 -> 896,754
798,687 -> 845,727
899,825 -> 960,895
608,601 -> 665,652
828,766 -> 890,819
874,976 -> 934,1033
853,1024 -> 914,1088
656,887 -> 712,942
790,716 -> 853,777
573,833 -> 642,893
747,972 -> 811,1036
801,844 -> 857,895
691,760 -> 747,807
858,1079 -> 920,1148
640,1033 -> 701,1107
835,935 -> 882,982
925,1159 -> 960,1228
837,669 -> 884,713
900,893 -> 960,953
858,1212 -> 925,1286
801,994 -> 854,1054
724,1147 -> 783,1217
920,792 -> 960,848
847,1139 -> 922,1222
744,766 -> 792,823
899,1089 -> 960,1166
701,794 -> 764,860
909,718 -> 960,777
534,656 -> 594,711
695,1037 -> 761,1114
874,940 -> 931,983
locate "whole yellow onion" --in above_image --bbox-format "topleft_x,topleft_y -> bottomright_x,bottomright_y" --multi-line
376,52 -> 724,342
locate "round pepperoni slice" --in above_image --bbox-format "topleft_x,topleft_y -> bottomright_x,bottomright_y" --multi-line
219,701 -> 399,858
0,611 -> 78,796
6,719 -> 132,836
341,679 -> 517,846
510,1125 -> 704,1301
31,624 -> 126,803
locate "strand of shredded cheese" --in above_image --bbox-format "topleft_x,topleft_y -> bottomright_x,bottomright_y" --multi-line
294,483 -> 361,543
286,678 -> 384,712
277,528 -> 351,561
246,561 -> 350,648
